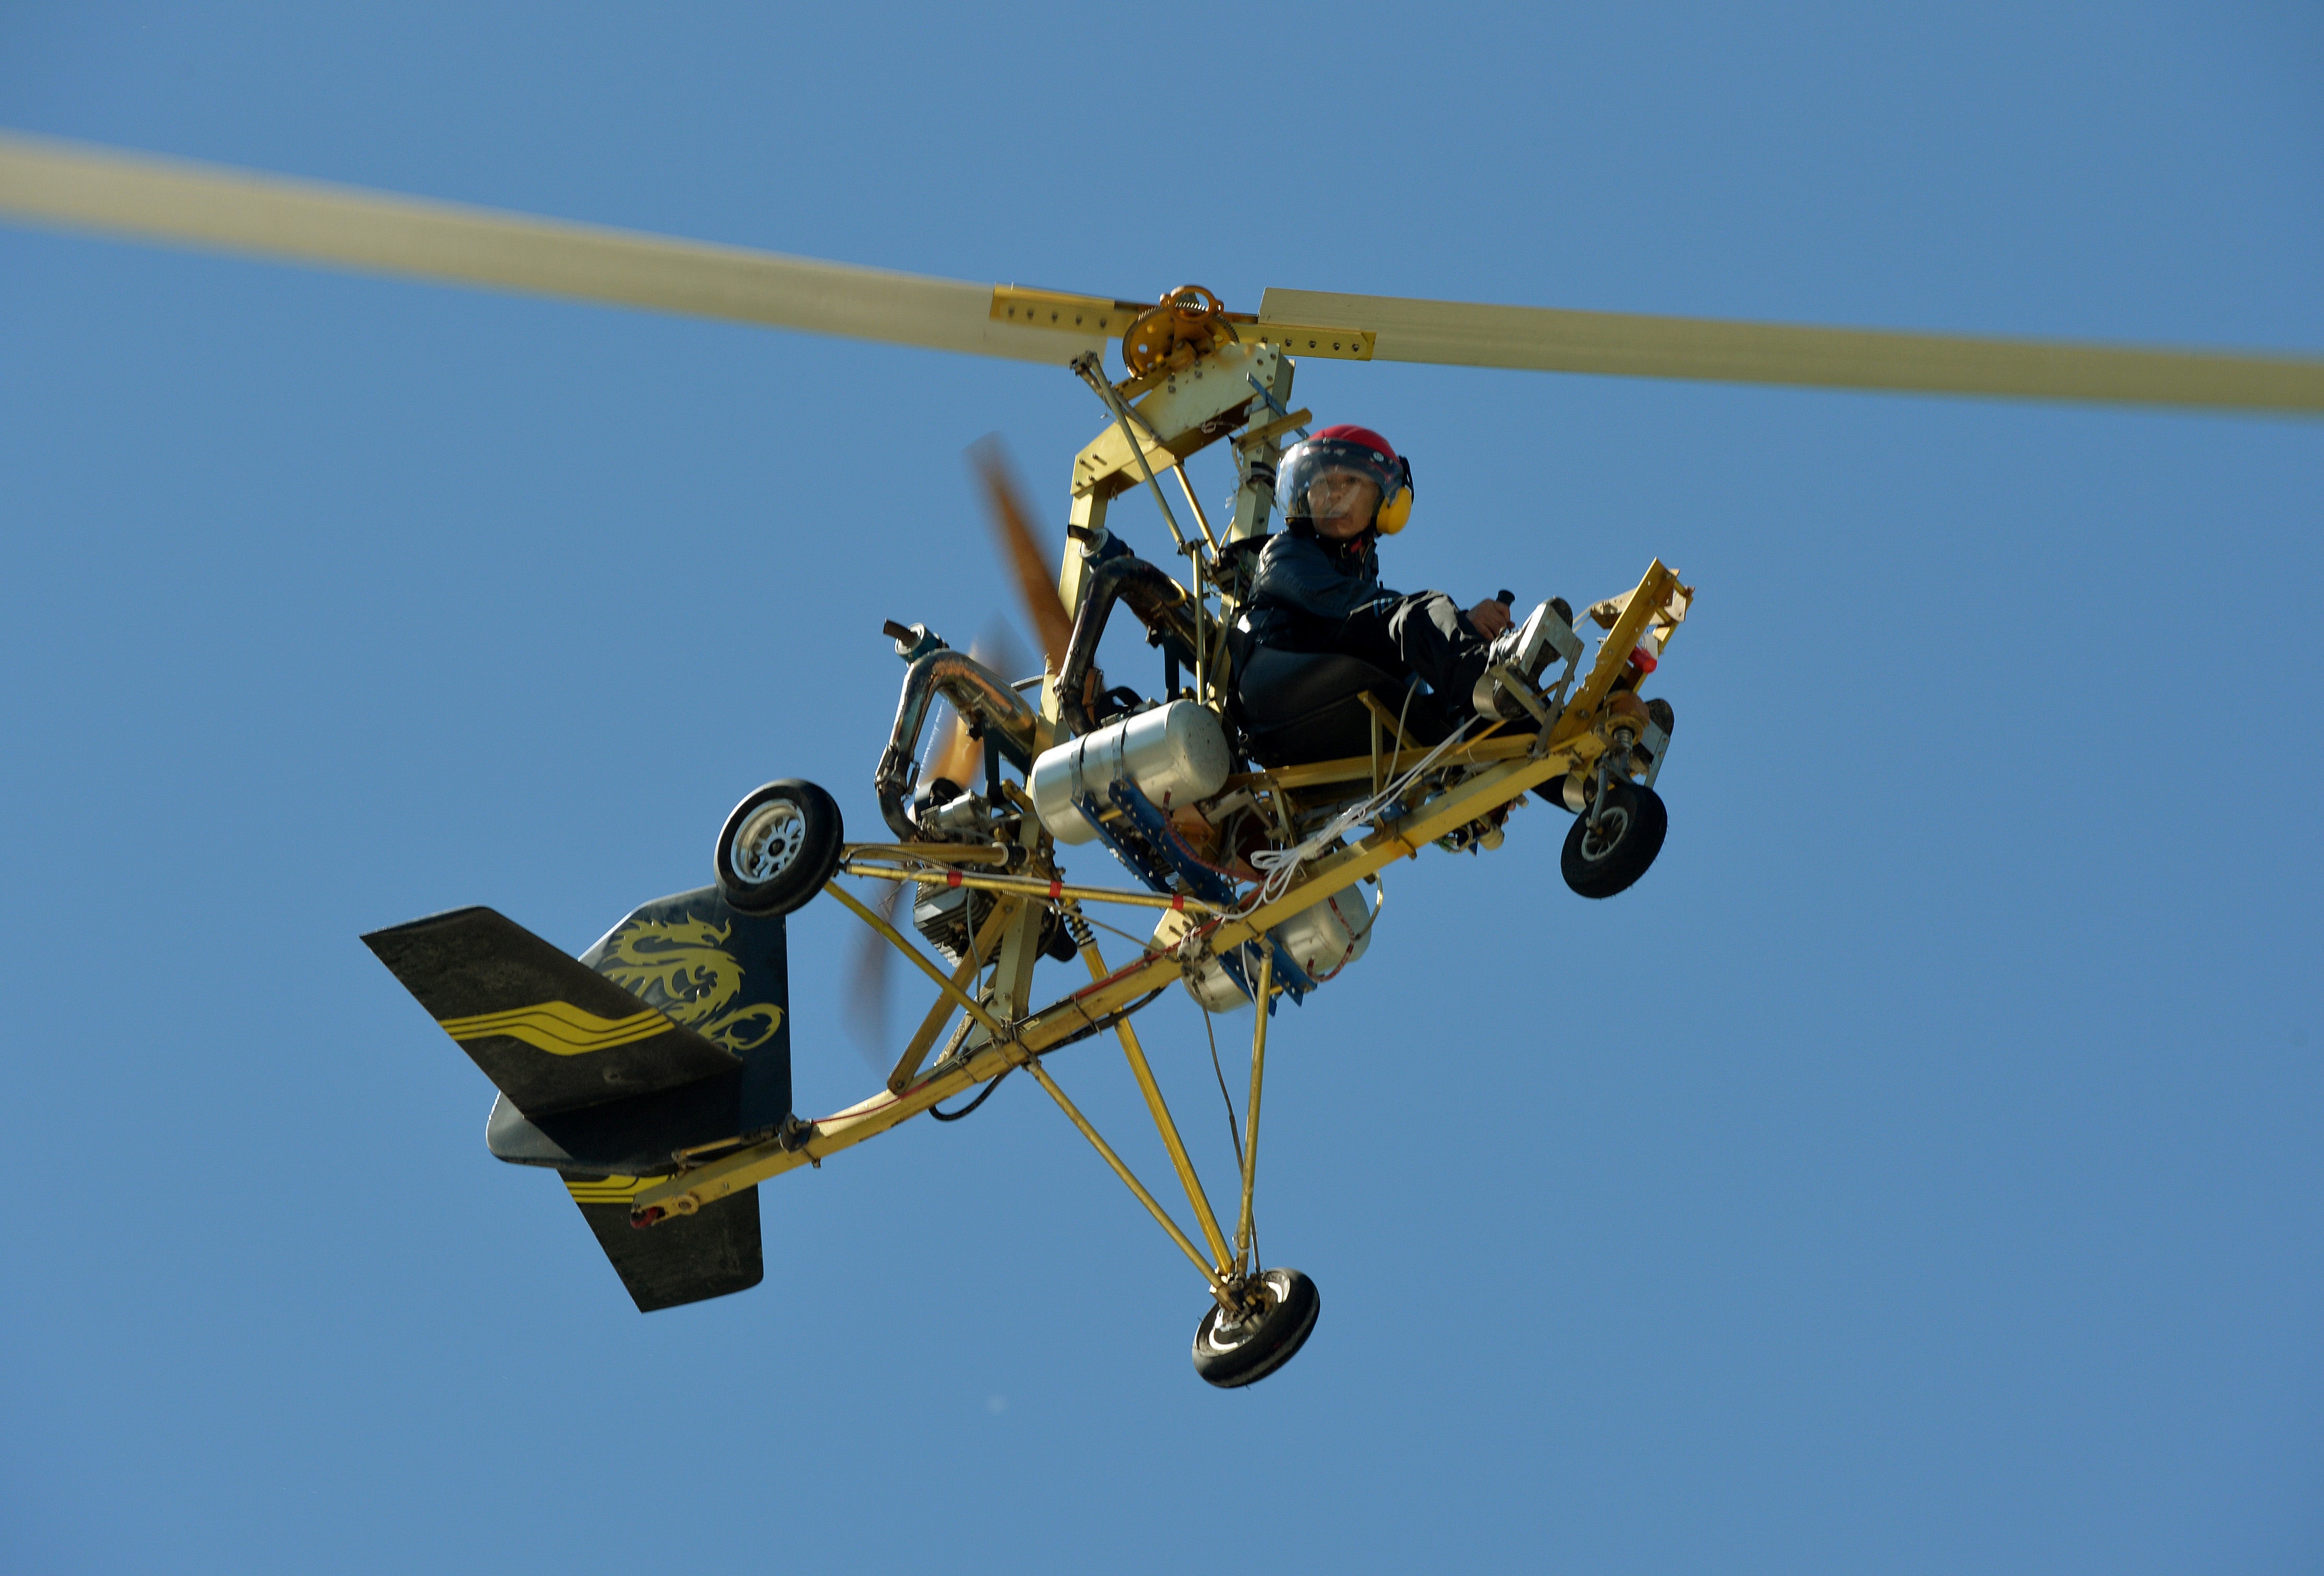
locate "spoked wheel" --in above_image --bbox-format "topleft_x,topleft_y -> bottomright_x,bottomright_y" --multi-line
1192,1268 -> 1321,1389
1560,778 -> 1667,899
715,779 -> 844,915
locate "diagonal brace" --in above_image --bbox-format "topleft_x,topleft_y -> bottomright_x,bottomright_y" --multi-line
1073,924 -> 1234,1274
1020,1055 -> 1234,1306
824,881 -> 1011,1045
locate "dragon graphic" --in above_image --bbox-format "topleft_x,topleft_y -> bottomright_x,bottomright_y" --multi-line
595,914 -> 782,1054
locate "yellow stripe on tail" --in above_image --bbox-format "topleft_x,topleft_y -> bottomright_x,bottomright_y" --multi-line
563,1173 -> 670,1204
435,999 -> 670,1056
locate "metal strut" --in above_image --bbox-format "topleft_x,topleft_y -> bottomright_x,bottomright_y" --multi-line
1068,911 -> 1235,1275
1236,944 -> 1273,1275
1022,1056 -> 1236,1307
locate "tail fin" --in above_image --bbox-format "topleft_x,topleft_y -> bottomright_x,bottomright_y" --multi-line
363,905 -> 740,1116
561,1172 -> 763,1313
365,887 -> 792,1313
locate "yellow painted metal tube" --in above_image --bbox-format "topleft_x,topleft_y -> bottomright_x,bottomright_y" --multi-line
823,881 -> 1011,1045
624,561 -> 1685,1228
1235,945 -> 1273,1274
838,860 -> 1227,915
1170,461 -> 1219,554
644,736 -> 1570,1214
886,897 -> 1022,1096
633,750 -> 1561,1220
1559,561 -> 1679,731
840,841 -> 1013,866
1020,1057 -> 1232,1301
1077,931 -> 1234,1273
1228,731 -> 1538,793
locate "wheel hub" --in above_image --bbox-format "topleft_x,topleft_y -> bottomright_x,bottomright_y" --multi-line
733,801 -> 806,881
1579,804 -> 1630,862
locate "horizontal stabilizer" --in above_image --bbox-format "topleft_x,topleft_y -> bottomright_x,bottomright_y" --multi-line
364,907 -> 740,1116
562,1172 -> 762,1312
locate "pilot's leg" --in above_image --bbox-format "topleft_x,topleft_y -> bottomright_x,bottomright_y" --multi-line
1335,591 -> 1491,701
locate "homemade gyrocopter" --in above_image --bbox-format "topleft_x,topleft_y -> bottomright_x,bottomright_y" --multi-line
6,131 -> 2315,1386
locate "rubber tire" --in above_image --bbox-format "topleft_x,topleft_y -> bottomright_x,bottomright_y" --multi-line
1192,1268 -> 1320,1389
1560,779 -> 1667,899
715,780 -> 844,916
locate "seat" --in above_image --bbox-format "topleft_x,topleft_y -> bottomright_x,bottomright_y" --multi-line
1234,645 -> 1455,768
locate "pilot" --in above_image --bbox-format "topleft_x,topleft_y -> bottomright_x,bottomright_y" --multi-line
1237,425 -> 1567,723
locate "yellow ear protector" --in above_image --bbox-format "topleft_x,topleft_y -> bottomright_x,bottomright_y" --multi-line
1375,456 -> 1414,534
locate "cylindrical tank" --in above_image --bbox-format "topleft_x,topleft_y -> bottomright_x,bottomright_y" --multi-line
1028,700 -> 1232,845
1177,883 -> 1378,1012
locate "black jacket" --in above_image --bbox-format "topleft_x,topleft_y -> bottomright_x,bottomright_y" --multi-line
1239,524 -> 1398,649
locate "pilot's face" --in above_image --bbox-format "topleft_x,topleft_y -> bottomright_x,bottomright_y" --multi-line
1307,471 -> 1380,540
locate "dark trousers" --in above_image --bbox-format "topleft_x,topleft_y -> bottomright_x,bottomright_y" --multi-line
1325,591 -> 1491,703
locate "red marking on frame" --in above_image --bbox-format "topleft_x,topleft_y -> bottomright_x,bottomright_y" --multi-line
947,869 -> 963,888
1171,895 -> 1186,911
1049,879 -> 1063,899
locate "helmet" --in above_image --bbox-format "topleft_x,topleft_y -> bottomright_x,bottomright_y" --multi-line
1276,424 -> 1415,535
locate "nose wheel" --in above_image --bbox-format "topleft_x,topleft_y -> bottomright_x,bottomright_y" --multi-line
1192,1268 -> 1321,1388
1560,777 -> 1667,898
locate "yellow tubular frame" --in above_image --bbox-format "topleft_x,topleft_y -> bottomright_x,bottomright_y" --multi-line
885,895 -> 1022,1095
1019,1056 -> 1235,1304
838,859 -> 1227,915
632,562 -> 1688,1258
822,881 -> 1011,1045
1073,921 -> 1234,1275
1235,945 -> 1272,1275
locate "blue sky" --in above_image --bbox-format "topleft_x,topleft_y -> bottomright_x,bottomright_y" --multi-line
3,4 -> 2319,1571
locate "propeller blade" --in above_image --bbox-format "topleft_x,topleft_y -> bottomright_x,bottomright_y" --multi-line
843,878 -> 907,1071
923,622 -> 1030,790
968,439 -> 1076,668
1260,288 -> 2324,416
855,618 -> 1029,1063
0,130 -> 1110,364
973,616 -> 1037,695
926,708 -> 982,791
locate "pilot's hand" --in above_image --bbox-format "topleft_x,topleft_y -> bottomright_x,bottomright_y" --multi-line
1468,597 -> 1513,639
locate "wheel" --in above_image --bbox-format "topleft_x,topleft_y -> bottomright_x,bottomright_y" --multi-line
715,780 -> 844,915
1560,778 -> 1667,899
1192,1268 -> 1320,1389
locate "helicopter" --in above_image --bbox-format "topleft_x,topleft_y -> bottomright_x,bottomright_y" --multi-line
7,130 -> 2315,1389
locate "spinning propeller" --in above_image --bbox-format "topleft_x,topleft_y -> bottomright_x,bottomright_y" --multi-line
3,129 -> 2320,414
844,446 -> 1061,1067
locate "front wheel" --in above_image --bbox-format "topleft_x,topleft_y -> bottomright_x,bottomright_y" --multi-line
1192,1268 -> 1320,1389
1560,779 -> 1667,899
715,780 -> 844,915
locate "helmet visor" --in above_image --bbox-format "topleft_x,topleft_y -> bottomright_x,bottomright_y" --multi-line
1277,437 -> 1399,528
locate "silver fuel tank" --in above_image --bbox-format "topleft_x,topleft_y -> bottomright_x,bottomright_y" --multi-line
1028,700 -> 1231,845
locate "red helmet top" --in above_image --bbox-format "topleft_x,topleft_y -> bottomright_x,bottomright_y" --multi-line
1310,424 -> 1398,466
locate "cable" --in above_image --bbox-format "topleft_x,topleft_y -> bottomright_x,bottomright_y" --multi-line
1247,711 -> 1480,907
1077,905 -> 1168,955
929,1067 -> 1011,1122
1039,989 -> 1166,1052
1201,1006 -> 1243,1175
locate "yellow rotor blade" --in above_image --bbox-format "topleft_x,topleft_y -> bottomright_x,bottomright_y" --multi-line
13,131 -> 2313,415
0,130 -> 1099,363
1261,288 -> 2324,416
